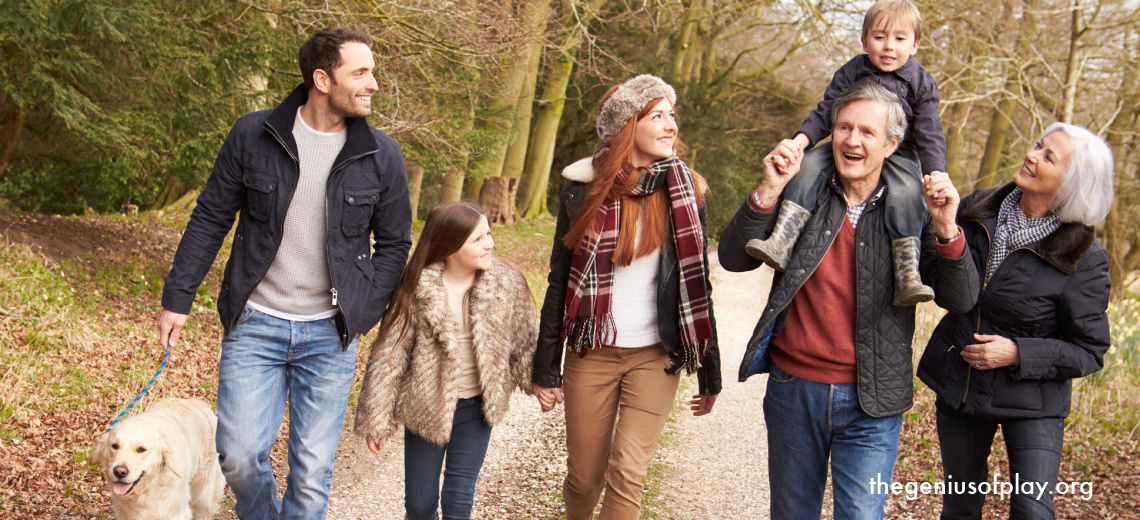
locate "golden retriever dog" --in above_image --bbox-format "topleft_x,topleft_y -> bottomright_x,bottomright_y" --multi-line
91,398 -> 225,520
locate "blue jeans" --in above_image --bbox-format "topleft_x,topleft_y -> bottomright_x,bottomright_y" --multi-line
764,364 -> 903,520
782,144 -> 926,239
936,398 -> 1064,520
215,306 -> 358,520
404,396 -> 493,520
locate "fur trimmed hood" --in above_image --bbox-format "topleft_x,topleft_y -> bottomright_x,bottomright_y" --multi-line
961,182 -> 1096,275
354,256 -> 538,446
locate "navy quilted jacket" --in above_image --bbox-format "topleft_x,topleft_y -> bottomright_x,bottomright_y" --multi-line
719,156 -> 978,417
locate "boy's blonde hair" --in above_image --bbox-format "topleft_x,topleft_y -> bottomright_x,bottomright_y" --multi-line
862,0 -> 923,42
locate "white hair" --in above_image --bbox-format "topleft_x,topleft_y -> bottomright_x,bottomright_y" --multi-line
1044,123 -> 1114,225
829,78 -> 908,145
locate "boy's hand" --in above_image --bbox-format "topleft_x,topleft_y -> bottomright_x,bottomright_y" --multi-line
791,133 -> 811,156
923,171 -> 960,239
756,139 -> 802,203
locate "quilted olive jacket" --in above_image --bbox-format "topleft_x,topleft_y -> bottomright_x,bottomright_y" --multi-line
719,157 -> 979,417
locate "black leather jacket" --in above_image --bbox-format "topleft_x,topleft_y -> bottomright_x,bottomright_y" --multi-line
161,85 -> 412,346
918,183 -> 1111,419
532,168 -> 722,395
719,157 -> 978,417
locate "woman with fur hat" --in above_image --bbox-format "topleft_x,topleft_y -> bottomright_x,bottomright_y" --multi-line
354,201 -> 537,520
531,74 -> 721,519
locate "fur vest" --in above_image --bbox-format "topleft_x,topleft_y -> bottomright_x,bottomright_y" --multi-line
354,256 -> 538,446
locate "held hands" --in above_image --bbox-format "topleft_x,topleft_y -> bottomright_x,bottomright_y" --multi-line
366,436 -> 385,454
756,138 -> 806,203
532,384 -> 564,412
961,333 -> 1021,370
157,309 -> 189,349
922,171 -> 961,240
690,393 -> 718,416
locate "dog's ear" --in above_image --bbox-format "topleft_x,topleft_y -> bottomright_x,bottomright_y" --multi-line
90,432 -> 109,467
161,447 -> 183,478
157,432 -> 183,479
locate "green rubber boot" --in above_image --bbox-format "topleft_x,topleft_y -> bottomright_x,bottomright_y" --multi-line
745,200 -> 811,272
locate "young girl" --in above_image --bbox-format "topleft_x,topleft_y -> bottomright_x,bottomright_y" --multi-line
354,201 -> 537,520
531,74 -> 721,520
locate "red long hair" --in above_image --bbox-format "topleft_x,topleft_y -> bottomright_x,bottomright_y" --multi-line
563,87 -> 705,266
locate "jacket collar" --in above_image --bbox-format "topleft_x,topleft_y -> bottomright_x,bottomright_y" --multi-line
562,156 -> 595,182
264,84 -> 380,167
414,257 -> 515,343
961,182 -> 1096,274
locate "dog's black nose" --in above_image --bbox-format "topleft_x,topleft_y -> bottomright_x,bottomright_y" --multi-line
113,465 -> 129,479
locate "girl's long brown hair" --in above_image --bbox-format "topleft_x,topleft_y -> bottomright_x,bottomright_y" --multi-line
562,87 -> 706,266
374,202 -> 487,349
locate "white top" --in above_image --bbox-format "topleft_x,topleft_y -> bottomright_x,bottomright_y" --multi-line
610,219 -> 661,347
453,331 -> 482,398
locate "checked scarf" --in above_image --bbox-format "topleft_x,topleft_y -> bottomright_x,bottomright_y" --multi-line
562,156 -> 714,374
985,186 -> 1060,284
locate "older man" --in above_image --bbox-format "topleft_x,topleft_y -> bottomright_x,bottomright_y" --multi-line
719,79 -> 979,519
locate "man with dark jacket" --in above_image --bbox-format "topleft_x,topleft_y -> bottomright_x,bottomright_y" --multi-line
719,79 -> 978,520
156,28 -> 411,520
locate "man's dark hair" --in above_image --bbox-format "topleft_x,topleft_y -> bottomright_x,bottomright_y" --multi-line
299,28 -> 372,90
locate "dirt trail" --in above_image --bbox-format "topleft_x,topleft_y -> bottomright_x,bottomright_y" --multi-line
326,254 -> 776,520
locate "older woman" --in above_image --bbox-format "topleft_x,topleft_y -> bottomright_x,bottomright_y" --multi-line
918,122 -> 1113,519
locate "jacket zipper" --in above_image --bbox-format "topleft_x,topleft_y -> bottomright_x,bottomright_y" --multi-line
231,123 -> 301,330
325,150 -> 379,350
959,217 -> 1049,404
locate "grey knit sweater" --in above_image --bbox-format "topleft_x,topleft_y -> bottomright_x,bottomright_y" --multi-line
247,108 -> 346,320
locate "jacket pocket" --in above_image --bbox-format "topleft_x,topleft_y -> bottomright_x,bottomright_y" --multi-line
243,172 -> 278,222
342,186 -> 380,237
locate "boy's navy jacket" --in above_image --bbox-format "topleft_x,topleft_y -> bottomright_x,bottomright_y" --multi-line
161,84 -> 413,346
797,54 -> 947,175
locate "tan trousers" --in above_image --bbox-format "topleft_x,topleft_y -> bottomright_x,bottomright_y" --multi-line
562,343 -> 681,520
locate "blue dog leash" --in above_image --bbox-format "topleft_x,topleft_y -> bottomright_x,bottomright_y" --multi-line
105,343 -> 172,433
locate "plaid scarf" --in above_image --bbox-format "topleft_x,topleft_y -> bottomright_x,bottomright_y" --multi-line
562,156 -> 714,374
986,187 -> 1061,284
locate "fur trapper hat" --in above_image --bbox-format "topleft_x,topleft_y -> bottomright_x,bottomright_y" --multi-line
596,74 -> 677,145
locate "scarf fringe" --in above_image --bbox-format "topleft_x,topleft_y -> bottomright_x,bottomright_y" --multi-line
563,313 -> 619,356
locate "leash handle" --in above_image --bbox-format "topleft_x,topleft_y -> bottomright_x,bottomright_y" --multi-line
105,343 -> 172,433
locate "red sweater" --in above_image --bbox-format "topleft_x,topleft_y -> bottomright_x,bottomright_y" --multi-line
770,217 -> 858,384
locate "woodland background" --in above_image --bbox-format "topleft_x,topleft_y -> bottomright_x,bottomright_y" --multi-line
2,0 -> 1140,517
3,0 -> 1140,292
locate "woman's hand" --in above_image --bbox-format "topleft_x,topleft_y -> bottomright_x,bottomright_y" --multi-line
366,436 -> 385,454
690,393 -> 718,416
961,333 -> 1020,370
532,384 -> 564,412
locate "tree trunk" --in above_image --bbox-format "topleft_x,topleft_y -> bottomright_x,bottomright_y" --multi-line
151,177 -> 185,210
519,49 -> 577,219
518,0 -> 608,219
478,176 -> 519,225
942,101 -> 970,188
501,17 -> 547,182
976,95 -> 1015,189
1060,0 -> 1086,124
442,100 -> 476,203
0,100 -> 25,182
407,160 -> 425,220
469,0 -> 553,186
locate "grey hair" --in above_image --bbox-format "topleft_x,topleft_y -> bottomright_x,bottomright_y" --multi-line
1044,122 -> 1114,225
829,78 -> 908,145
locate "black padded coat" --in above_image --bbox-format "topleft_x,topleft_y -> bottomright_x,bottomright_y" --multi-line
917,183 -> 1111,419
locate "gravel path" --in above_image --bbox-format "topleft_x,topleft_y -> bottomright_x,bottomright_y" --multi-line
646,254 -> 775,519
326,253 -> 777,519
